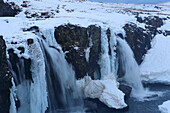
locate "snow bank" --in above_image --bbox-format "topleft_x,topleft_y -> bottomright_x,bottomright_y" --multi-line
140,34 -> 170,84
77,76 -> 127,109
159,100 -> 170,113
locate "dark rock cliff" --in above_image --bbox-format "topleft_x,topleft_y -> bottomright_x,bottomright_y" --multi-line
54,19 -> 164,79
55,24 -> 101,79
0,36 -> 12,113
123,16 -> 165,64
0,0 -> 20,17
8,49 -> 32,85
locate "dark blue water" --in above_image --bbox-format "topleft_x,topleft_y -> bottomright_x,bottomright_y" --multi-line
86,83 -> 170,113
89,0 -> 170,4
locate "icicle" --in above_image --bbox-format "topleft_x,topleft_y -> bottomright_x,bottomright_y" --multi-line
10,78 -> 17,113
109,29 -> 117,75
98,28 -> 111,79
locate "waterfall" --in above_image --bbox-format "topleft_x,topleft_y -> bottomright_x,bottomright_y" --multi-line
8,40 -> 48,113
39,40 -> 84,112
98,28 -> 117,80
99,28 -> 111,79
8,28 -> 84,113
39,28 -> 84,112
116,38 -> 145,98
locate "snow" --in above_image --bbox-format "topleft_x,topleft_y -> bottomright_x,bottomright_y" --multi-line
159,100 -> 170,113
0,0 -> 170,111
140,34 -> 170,84
77,75 -> 127,109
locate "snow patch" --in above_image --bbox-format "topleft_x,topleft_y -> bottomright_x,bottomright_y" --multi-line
140,34 -> 170,84
159,100 -> 170,113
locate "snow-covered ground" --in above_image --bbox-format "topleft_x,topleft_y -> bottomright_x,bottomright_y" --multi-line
159,100 -> 170,113
140,20 -> 170,84
1,0 -> 170,110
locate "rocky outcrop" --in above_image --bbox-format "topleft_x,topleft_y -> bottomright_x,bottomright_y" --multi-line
8,49 -> 32,85
136,15 -> 164,28
54,24 -> 101,79
123,16 -> 165,64
123,23 -> 152,64
0,36 -> 12,113
0,0 -> 20,17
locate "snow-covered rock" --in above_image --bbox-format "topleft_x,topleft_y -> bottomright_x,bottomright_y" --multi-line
159,100 -> 170,113
77,76 -> 127,109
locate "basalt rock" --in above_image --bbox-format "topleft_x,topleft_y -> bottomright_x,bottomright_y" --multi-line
123,16 -> 165,65
54,24 -> 101,79
118,84 -> 132,102
8,49 -> 32,85
123,23 -> 153,64
0,36 -> 12,113
136,15 -> 164,28
0,0 -> 20,17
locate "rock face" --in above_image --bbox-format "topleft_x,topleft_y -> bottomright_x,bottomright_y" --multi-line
123,23 -> 152,64
54,24 -> 101,79
8,49 -> 32,85
0,36 -> 12,113
0,0 -> 20,17
123,16 -> 164,64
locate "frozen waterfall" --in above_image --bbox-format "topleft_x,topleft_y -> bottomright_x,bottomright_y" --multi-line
9,28 -> 84,113
39,38 -> 84,113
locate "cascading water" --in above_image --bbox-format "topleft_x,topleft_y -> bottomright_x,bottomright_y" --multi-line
116,38 -> 145,98
39,38 -> 84,113
98,28 -> 117,79
8,28 -> 84,113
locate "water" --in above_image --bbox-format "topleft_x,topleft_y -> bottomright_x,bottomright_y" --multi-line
89,83 -> 170,113
98,28 -> 117,80
89,0 -> 170,4
9,28 -> 84,113
116,38 -> 146,99
99,28 -> 111,79
39,39 -> 84,112
39,28 -> 84,112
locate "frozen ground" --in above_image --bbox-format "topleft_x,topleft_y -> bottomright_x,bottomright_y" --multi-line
140,27 -> 170,84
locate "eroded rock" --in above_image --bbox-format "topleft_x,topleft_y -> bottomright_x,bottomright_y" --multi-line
54,24 -> 101,79
0,0 -> 20,17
